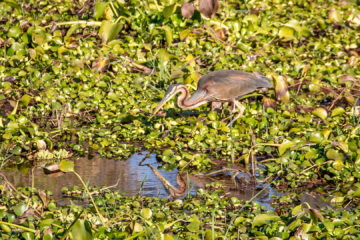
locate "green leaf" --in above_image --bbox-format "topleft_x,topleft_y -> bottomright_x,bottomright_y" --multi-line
331,107 -> 345,117
326,149 -> 344,160
162,26 -> 173,46
278,140 -> 295,156
309,132 -> 324,144
11,146 -> 22,155
285,19 -> 302,32
20,94 -> 31,106
13,203 -> 27,216
21,232 -> 34,240
65,24 -> 80,40
353,189 -> 360,198
133,222 -> 143,233
141,208 -> 152,220
278,26 -> 295,41
0,223 -> 11,233
162,149 -> 174,157
71,220 -> 92,240
208,111 -> 217,121
43,233 -> 53,240
330,196 -> 344,205
163,4 -> 176,18
291,204 -> 303,216
234,216 -> 246,226
332,159 -> 344,170
312,108 -> 328,120
186,215 -> 200,232
288,218 -> 301,231
323,219 -> 334,232
180,29 -> 191,41
252,214 -> 281,227
59,160 -> 74,172
94,1 -> 108,20
32,31 -> 46,45
3,0 -> 21,9
8,26 -> 22,38
158,48 -> 170,69
99,20 -> 123,43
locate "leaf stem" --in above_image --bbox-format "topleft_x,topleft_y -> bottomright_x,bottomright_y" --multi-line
72,171 -> 107,227
0,220 -> 37,233
43,21 -> 102,29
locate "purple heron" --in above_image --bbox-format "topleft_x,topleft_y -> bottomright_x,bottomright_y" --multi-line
150,70 -> 272,125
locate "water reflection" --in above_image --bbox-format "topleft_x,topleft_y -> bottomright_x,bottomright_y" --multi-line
4,152 -> 178,199
2,152 -> 329,209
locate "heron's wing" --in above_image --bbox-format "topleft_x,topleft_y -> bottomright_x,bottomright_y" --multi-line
198,70 -> 271,100
187,89 -> 213,103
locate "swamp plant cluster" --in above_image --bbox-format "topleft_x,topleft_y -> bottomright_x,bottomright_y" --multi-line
0,0 -> 360,238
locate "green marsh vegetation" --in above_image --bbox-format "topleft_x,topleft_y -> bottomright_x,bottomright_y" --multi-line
0,0 -> 360,238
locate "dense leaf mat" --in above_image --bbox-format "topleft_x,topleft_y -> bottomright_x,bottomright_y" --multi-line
0,0 -> 360,238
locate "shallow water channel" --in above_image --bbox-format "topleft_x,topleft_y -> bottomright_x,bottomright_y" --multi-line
3,152 -> 329,209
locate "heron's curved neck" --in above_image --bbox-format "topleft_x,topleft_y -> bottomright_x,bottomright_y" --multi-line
176,85 -> 206,109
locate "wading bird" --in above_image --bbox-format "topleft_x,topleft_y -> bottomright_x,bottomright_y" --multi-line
150,70 -> 272,125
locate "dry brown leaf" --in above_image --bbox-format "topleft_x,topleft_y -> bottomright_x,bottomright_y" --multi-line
199,0 -> 219,18
274,75 -> 290,103
181,2 -> 195,19
92,56 -> 110,72
263,97 -> 277,109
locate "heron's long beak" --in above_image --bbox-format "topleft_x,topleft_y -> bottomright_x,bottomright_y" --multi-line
149,93 -> 173,119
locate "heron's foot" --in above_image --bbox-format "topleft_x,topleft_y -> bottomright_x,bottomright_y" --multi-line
226,101 -> 245,126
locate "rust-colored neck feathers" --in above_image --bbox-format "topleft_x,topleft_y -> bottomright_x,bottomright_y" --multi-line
175,85 -> 206,109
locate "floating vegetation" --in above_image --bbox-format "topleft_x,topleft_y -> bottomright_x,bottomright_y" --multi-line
0,0 -> 360,238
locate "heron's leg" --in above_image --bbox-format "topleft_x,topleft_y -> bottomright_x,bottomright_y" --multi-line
211,101 -> 223,111
230,102 -> 235,113
220,101 -> 237,122
227,100 -> 245,126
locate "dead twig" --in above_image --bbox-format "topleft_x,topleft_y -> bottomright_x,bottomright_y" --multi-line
299,160 -> 333,175
119,56 -> 152,74
250,132 -> 256,178
90,178 -> 121,195
343,200 -> 353,209
328,87 -> 346,111
204,167 -> 238,176
0,173 -> 28,199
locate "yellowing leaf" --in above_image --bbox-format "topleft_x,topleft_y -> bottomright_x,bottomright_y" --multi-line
332,159 -> 344,170
20,94 -> 31,106
94,2 -> 108,20
274,75 -> 289,103
312,108 -> 328,120
163,4 -> 177,18
278,140 -> 295,156
162,26 -> 173,46
141,208 -> 152,220
331,107 -> 345,117
252,214 -> 281,227
99,20 -> 123,43
278,26 -> 295,41
180,29 -> 191,41
59,160 -> 74,172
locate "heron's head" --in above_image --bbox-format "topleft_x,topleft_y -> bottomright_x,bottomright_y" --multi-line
149,84 -> 183,118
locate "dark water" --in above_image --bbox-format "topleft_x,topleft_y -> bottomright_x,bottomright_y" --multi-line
2,152 -> 329,209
